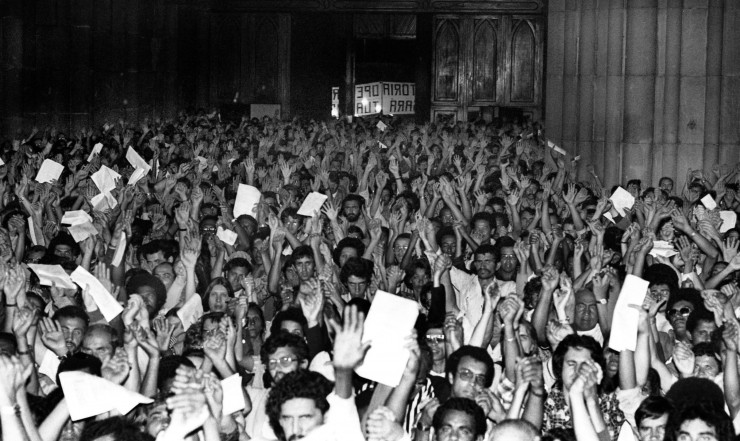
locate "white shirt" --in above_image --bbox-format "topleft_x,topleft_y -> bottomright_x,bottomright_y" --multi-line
449,266 -> 516,342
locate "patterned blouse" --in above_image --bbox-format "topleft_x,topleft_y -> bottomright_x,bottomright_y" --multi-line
543,385 -> 625,441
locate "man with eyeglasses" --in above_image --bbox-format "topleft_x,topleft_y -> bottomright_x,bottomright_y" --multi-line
415,346 -> 496,441
245,331 -> 310,440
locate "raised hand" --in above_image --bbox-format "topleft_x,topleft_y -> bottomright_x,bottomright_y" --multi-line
152,316 -> 176,353
329,305 -> 370,370
40,317 -> 68,357
673,341 -> 695,377
366,406 -> 405,441
298,279 -> 324,327
101,347 -> 131,385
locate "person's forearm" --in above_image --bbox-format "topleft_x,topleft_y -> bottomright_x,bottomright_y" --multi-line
545,240 -> 562,266
585,398 -> 607,434
334,367 -> 353,399
567,202 -> 586,231
140,357 -> 159,398
17,392 -> 42,441
502,323 -> 520,381
684,228 -> 720,259
39,398 -> 69,441
458,189 -> 472,221
267,253 -> 282,295
469,309 -> 493,347
725,351 -> 740,417
185,267 -> 196,300
569,392 -> 599,441
533,288 -> 554,346
424,196 -> 440,218
441,196 -> 466,223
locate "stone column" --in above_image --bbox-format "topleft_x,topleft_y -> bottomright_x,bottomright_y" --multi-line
0,1 -> 24,135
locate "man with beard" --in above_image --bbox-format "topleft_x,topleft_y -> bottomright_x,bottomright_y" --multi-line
448,245 -> 516,341
246,331 -> 310,440
340,194 -> 364,226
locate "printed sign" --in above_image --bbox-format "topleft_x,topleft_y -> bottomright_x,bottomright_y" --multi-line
381,82 -> 415,115
355,82 -> 383,117
331,87 -> 340,118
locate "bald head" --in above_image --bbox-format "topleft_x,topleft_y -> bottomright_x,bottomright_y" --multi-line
489,419 -> 540,441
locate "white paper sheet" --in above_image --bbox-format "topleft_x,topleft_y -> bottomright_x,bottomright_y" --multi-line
68,222 -> 99,242
59,371 -> 153,421
720,211 -> 737,233
127,167 -> 148,186
377,121 -> 387,131
297,192 -> 328,217
701,194 -> 717,210
112,232 -> 126,267
28,217 -> 38,246
36,159 -> 65,183
87,142 -> 104,162
196,156 -> 208,172
608,274 -> 649,352
355,290 -> 419,387
547,140 -> 567,156
609,187 -> 635,217
221,373 -> 246,415
91,192 -> 118,211
177,294 -> 204,332
28,264 -> 76,289
649,240 -> 678,258
61,210 -> 93,226
233,184 -> 261,218
91,165 -> 121,194
379,142 -> 388,149
216,226 -> 238,246
125,147 -> 151,173
70,266 -> 123,322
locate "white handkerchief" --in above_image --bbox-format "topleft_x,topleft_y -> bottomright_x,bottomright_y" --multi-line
28,264 -> 76,289
720,211 -> 737,233
68,222 -> 99,243
355,290 -> 419,387
87,143 -> 103,162
112,232 -> 126,267
59,371 -> 153,421
125,147 -> 151,173
297,192 -> 328,217
379,142 -> 388,149
377,121 -> 387,131
649,240 -> 677,258
127,167 -> 148,186
36,159 -> 64,183
62,210 -> 93,226
217,226 -> 238,246
221,374 -> 246,415
70,266 -> 123,322
701,194 -> 717,210
609,187 -> 635,217
608,275 -> 649,352
177,294 -> 204,332
233,184 -> 261,218
91,165 -> 121,194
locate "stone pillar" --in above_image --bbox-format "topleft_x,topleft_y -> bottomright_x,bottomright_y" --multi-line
602,0 -> 625,188
576,2 -> 596,179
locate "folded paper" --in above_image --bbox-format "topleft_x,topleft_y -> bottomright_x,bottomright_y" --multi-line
87,143 -> 104,162
60,371 -> 153,421
720,211 -> 737,233
609,187 -> 635,217
91,165 -> 121,194
608,275 -> 649,352
221,373 -> 246,415
297,192 -> 328,217
217,226 -> 238,246
112,232 -> 126,267
355,290 -> 419,387
70,266 -> 123,322
233,184 -> 261,218
701,194 -> 717,210
62,210 -> 93,226
27,264 -> 76,290
36,159 -> 64,183
177,294 -> 204,332
68,222 -> 99,243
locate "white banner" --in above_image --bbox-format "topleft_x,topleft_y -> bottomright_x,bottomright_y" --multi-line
354,82 -> 383,117
381,82 -> 415,115
331,87 -> 339,118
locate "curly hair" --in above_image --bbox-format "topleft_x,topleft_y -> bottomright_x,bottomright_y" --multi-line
665,403 -> 735,441
266,370 -> 333,441
432,397 -> 486,438
260,330 -> 310,366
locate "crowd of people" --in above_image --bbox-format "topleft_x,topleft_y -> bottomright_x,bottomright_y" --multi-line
0,111 -> 737,441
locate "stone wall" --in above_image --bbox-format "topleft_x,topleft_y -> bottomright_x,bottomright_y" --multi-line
546,0 -> 740,190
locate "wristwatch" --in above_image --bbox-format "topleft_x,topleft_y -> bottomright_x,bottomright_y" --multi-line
597,298 -> 607,305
